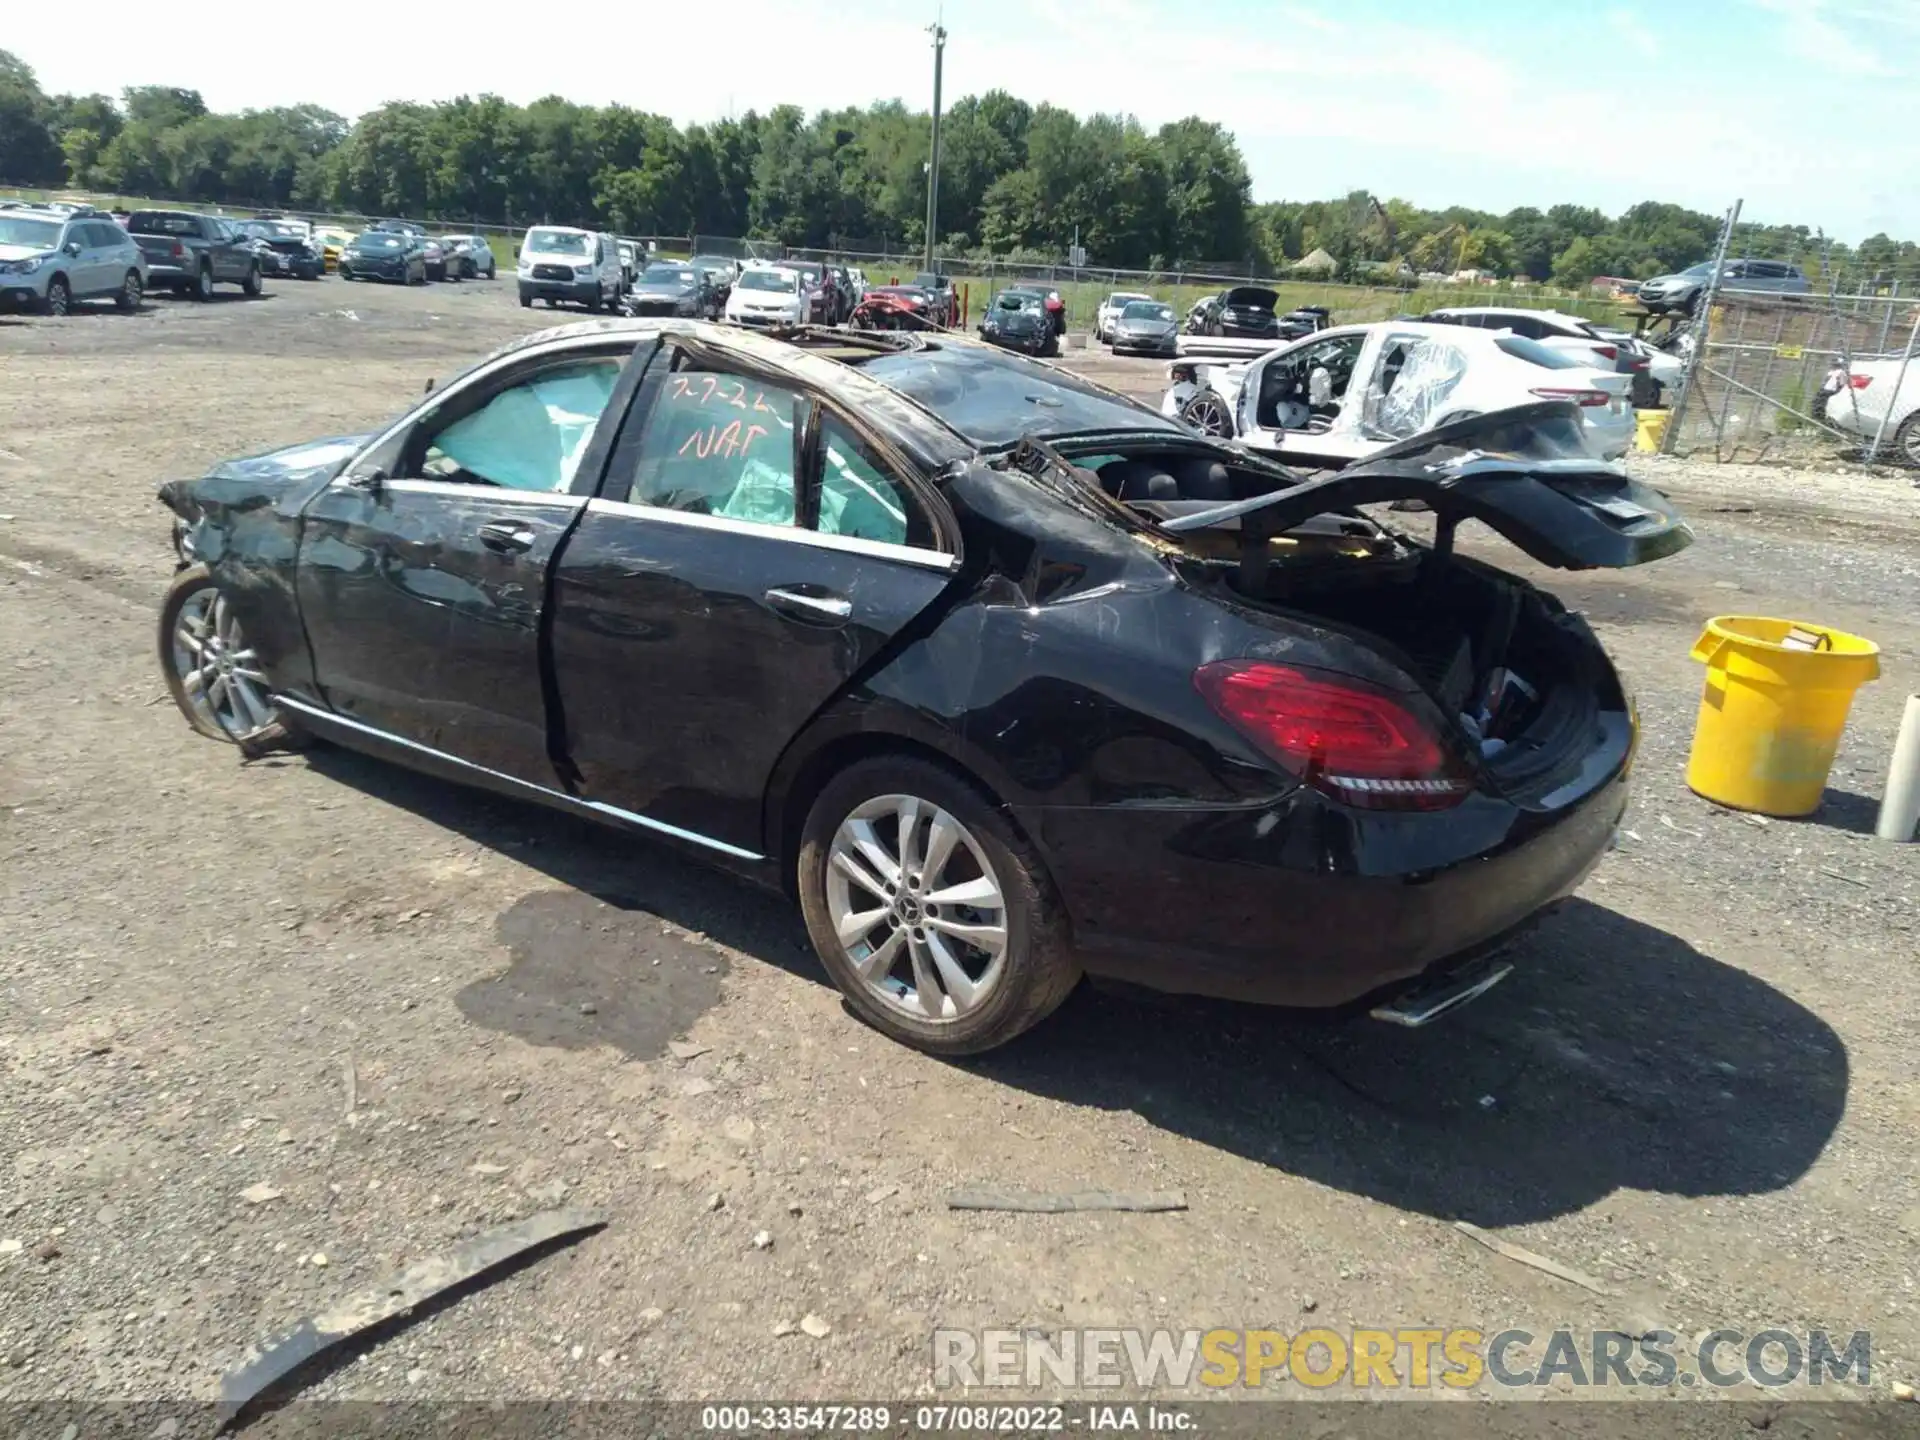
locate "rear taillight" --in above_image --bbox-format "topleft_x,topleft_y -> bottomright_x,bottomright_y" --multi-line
170,241 -> 185,258
1594,345 -> 1618,360
1193,661 -> 1471,811
1531,387 -> 1612,407
1849,374 -> 1873,390
1630,358 -> 1650,372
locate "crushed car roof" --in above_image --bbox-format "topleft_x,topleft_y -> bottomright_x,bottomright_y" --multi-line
474,318 -> 1183,459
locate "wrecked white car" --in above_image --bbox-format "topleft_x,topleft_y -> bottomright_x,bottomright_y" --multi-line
1160,321 -> 1636,469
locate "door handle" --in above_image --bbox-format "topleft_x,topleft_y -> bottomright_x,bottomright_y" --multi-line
765,586 -> 851,622
478,520 -> 536,554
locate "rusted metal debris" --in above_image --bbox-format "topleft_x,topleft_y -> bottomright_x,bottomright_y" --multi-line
216,1207 -> 607,1429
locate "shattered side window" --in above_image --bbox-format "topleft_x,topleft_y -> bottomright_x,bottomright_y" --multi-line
625,368 -> 802,529
1366,340 -> 1469,440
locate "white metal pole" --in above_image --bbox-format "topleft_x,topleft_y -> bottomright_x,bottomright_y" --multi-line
1876,694 -> 1920,842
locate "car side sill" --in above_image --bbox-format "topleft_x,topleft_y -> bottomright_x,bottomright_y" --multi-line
273,694 -> 765,862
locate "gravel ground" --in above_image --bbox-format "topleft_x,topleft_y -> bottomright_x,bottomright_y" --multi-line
2,281 -> 1918,1418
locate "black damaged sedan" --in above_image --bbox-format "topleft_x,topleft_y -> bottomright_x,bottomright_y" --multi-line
977,289 -> 1056,356
156,320 -> 1690,1055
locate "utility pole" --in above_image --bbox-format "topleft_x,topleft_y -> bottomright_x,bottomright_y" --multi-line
924,18 -> 946,272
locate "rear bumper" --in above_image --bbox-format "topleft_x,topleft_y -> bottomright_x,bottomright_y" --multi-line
1021,758 -> 1629,1010
145,262 -> 195,285
984,331 -> 1047,353
1819,392 -> 1882,438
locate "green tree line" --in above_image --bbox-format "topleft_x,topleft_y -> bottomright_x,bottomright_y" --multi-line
4,51 -> 1915,284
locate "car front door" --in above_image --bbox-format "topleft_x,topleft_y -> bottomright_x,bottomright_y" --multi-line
548,339 -> 961,855
292,338 -> 647,783
71,222 -> 112,296
210,220 -> 245,280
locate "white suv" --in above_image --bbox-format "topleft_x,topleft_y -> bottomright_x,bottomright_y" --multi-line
0,208 -> 147,316
516,226 -> 623,311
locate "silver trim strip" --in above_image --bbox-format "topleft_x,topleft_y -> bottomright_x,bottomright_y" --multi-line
346,478 -> 589,508
585,496 -> 958,570
1368,962 -> 1513,1028
273,696 -> 764,861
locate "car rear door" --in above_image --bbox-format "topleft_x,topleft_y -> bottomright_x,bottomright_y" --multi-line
293,337 -> 649,784
548,337 -> 962,855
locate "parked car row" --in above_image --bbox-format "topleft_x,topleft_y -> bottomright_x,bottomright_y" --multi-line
0,201 -> 511,313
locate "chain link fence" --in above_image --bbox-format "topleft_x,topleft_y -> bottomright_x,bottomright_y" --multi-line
1661,201 -> 1920,466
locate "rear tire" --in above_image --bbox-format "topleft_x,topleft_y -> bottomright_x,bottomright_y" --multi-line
193,264 -> 214,301
1892,411 -> 1920,469
117,270 -> 143,313
797,756 -> 1080,1056
1180,391 -> 1234,438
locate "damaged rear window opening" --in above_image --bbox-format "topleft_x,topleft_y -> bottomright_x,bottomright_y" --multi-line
851,343 -> 1188,447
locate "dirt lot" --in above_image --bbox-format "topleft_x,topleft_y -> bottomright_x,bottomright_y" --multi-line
2,278 -> 1919,1419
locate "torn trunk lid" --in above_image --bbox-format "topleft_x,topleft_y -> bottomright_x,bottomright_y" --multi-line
1157,402 -> 1693,572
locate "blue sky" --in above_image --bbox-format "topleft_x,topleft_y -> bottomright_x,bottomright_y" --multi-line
11,0 -> 1916,238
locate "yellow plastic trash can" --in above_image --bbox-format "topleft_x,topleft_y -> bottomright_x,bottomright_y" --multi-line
1635,409 -> 1670,453
1687,615 -> 1880,816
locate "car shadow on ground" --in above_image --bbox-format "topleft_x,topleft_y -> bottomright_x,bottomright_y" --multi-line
298,748 -> 1847,1227
147,290 -> 278,304
968,897 -> 1849,1226
298,746 -> 824,987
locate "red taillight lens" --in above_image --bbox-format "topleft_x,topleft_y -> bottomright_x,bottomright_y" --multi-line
170,241 -> 185,258
1193,661 -> 1471,811
1630,358 -> 1650,371
1530,386 -> 1611,407
1594,345 -> 1618,360
1849,373 -> 1873,390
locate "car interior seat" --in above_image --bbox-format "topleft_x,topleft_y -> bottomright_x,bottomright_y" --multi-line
1095,455 -> 1235,503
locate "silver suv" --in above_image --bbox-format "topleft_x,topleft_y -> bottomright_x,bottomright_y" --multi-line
0,208 -> 148,315
1637,258 -> 1810,316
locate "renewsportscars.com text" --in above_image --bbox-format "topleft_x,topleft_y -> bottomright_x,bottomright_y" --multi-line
933,1327 -> 1872,1391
